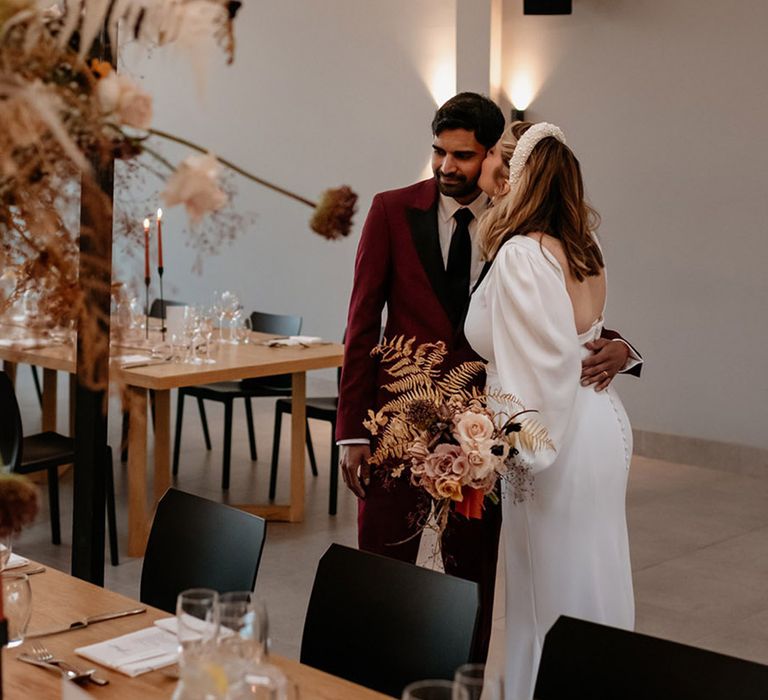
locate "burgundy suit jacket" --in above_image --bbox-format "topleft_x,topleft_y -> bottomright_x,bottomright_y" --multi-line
336,179 -> 641,441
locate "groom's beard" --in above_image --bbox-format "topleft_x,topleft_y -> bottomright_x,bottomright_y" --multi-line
434,171 -> 481,200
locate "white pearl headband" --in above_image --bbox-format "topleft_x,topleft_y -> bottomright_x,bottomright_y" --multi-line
507,122 -> 567,186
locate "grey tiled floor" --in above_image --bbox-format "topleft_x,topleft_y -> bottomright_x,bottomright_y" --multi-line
11,370 -> 768,664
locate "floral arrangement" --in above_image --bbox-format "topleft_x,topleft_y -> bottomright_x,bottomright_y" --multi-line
363,336 -> 553,534
0,474 -> 38,538
0,0 -> 357,390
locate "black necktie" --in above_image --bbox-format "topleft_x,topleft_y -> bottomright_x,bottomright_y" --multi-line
446,207 -> 473,323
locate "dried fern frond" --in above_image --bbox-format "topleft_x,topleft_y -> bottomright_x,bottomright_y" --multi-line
382,373 -> 433,395
436,361 -> 486,397
517,417 -> 555,453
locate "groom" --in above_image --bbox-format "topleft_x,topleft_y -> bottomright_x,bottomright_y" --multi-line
337,92 -> 640,661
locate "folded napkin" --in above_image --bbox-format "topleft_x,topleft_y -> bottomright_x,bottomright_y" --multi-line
112,354 -> 166,369
5,552 -> 29,569
76,626 -> 178,677
265,335 -> 327,347
155,615 -> 233,639
0,337 -> 51,349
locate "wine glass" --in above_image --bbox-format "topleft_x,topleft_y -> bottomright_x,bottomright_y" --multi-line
176,588 -> 220,666
0,533 -> 12,570
219,291 -> 241,344
2,572 -> 32,648
401,680 -> 469,700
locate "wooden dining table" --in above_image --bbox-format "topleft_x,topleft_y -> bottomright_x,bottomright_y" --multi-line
0,326 -> 344,556
2,562 -> 389,699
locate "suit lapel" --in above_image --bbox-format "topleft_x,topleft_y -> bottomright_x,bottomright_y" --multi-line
406,201 -> 454,322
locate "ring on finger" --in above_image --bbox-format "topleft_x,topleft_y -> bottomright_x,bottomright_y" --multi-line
601,370 -> 609,379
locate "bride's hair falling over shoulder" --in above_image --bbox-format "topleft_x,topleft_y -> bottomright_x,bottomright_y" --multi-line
478,121 -> 603,282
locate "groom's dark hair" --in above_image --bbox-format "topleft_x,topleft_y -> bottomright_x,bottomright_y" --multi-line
431,92 -> 505,150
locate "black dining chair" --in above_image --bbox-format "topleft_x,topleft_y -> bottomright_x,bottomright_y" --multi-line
269,365 -> 340,515
140,488 -> 267,614
0,370 -> 119,565
300,543 -> 479,698
172,310 -> 318,490
535,615 -> 768,700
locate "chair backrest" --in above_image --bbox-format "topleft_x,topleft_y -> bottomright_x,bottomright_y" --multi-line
535,616 -> 768,700
149,298 -> 187,319
140,488 -> 267,613
0,370 -> 23,470
248,311 -> 302,336
241,311 -> 303,392
300,544 -> 479,698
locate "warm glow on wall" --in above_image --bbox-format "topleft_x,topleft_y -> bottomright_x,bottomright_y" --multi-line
507,71 -> 536,112
428,58 -> 456,107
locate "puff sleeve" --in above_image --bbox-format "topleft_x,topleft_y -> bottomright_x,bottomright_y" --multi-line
486,239 -> 581,473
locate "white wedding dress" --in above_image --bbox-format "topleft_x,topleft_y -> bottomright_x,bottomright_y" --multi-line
464,236 -> 634,700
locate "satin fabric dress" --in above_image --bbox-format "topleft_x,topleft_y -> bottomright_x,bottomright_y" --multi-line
464,235 -> 634,700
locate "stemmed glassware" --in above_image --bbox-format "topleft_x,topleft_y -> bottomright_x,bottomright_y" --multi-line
0,533 -> 12,570
2,572 -> 32,648
401,680 -> 469,700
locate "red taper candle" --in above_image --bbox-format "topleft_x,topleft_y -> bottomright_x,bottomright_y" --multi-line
143,217 -> 151,279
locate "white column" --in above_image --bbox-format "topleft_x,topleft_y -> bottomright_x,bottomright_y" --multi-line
456,0 -> 503,101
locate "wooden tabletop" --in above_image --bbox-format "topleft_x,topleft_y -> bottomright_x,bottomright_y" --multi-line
0,326 -> 344,389
3,564 -> 388,699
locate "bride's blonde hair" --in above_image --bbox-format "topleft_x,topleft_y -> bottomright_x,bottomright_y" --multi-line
478,121 -> 603,282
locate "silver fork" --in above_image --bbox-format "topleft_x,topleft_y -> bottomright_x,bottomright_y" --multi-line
30,644 -> 109,685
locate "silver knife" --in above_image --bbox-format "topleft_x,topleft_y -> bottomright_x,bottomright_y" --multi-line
26,607 -> 146,639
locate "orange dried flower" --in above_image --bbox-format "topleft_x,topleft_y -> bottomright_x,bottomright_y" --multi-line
90,59 -> 112,80
310,186 -> 358,240
0,475 -> 39,537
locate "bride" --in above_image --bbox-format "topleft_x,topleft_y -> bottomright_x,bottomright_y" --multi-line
464,122 -> 635,700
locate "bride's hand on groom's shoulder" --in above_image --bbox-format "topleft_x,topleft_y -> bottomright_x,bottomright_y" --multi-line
581,339 -> 630,392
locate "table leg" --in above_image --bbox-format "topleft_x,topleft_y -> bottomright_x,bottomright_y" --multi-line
68,373 -> 77,436
41,368 -> 57,432
3,361 -> 17,384
153,389 -> 171,505
127,385 -> 149,557
289,371 -> 306,522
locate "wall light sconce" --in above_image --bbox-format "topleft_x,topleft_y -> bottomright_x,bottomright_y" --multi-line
524,0 -> 571,14
511,107 -> 526,122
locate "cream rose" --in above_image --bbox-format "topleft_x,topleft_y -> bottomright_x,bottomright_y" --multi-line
454,410 -> 494,449
97,73 -> 153,129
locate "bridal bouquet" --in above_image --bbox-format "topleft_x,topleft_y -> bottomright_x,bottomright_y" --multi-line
363,336 -> 553,534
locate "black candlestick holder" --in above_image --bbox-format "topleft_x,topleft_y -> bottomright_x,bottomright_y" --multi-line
158,266 -> 165,341
144,275 -> 150,340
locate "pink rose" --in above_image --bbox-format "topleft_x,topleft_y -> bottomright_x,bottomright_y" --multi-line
453,410 -> 494,449
161,153 -> 228,224
422,443 -> 463,480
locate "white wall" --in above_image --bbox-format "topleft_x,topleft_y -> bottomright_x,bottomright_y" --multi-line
500,0 -> 768,450
118,0 -> 456,346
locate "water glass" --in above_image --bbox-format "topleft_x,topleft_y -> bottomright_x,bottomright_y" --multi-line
2,572 -> 32,648
219,592 -> 269,661
229,666 -> 299,700
176,588 -> 220,666
0,533 -> 12,570
401,680 -> 469,700
454,664 -> 503,700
